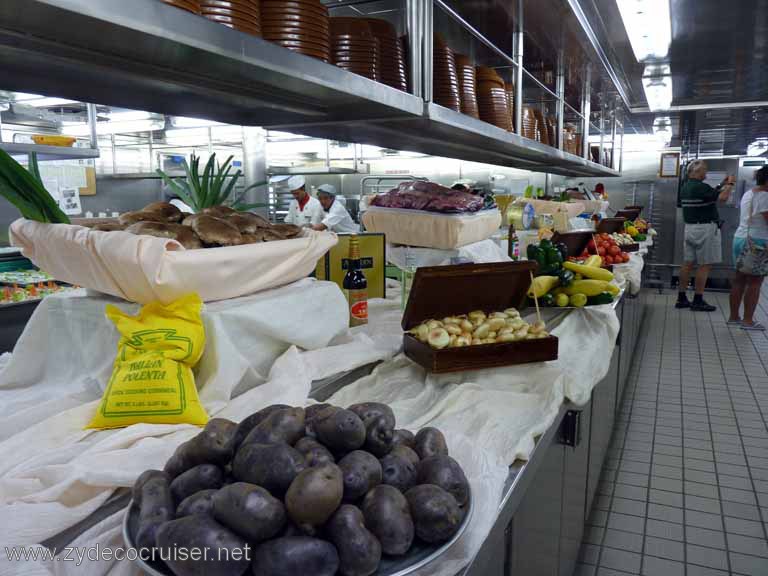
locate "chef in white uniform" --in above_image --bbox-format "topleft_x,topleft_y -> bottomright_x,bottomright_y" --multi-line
312,184 -> 359,234
284,175 -> 323,227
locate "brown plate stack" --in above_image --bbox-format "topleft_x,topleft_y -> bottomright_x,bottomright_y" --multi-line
161,0 -> 201,14
532,108 -> 548,145
365,19 -> 407,91
521,106 -> 536,140
433,37 -> 460,112
546,116 -> 556,148
262,0 -> 330,61
455,54 -> 479,119
505,82 -> 515,132
476,66 -> 511,131
330,18 -> 379,81
201,0 -> 260,36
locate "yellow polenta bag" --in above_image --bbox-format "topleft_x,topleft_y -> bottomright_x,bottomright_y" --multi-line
87,293 -> 209,430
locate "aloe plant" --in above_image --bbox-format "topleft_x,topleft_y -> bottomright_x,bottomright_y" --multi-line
157,153 -> 265,213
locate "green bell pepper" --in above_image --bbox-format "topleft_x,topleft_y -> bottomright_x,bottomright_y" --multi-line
541,293 -> 555,307
556,242 -> 568,261
527,244 -> 541,261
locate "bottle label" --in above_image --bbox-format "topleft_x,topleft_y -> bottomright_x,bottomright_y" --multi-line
348,289 -> 368,326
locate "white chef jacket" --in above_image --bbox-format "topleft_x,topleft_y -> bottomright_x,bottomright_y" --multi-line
321,200 -> 359,234
285,195 -> 324,227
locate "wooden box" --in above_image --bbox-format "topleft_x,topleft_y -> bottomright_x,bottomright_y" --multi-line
597,217 -> 627,234
550,231 -> 594,258
402,261 -> 559,373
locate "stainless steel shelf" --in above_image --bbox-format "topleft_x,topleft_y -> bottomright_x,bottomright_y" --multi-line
267,167 -> 363,176
0,143 -> 100,161
275,103 -> 620,177
0,0 -> 423,127
0,0 -> 620,177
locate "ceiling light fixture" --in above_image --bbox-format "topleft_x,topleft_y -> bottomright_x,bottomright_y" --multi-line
747,138 -> 768,157
643,64 -> 673,111
652,116 -> 672,144
615,0 -> 672,62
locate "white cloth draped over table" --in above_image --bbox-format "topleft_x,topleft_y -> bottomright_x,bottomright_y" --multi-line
0,270 -> 626,576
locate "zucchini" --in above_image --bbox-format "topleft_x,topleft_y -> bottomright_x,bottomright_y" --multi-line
563,261 -> 614,282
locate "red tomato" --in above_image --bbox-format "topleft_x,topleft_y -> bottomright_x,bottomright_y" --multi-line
608,245 -> 621,256
623,253 -> 630,263
604,255 -> 614,265
587,239 -> 596,251
597,247 -> 606,257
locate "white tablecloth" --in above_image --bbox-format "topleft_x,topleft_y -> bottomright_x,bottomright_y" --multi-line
386,238 -> 510,270
0,275 -> 623,576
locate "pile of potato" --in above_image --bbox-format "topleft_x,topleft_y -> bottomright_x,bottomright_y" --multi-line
130,403 -> 470,576
89,202 -> 302,249
408,308 -> 549,349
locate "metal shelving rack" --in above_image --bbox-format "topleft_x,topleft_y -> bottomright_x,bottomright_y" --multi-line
0,0 -> 622,176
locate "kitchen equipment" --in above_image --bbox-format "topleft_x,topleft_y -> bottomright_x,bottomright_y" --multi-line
261,0 -> 330,61
433,36 -> 460,112
402,261 -> 559,373
455,53 -> 479,119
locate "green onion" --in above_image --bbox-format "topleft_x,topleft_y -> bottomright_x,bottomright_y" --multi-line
0,149 -> 70,224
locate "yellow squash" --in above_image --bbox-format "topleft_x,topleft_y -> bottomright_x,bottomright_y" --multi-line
561,279 -> 612,297
527,275 -> 560,298
563,261 -> 614,282
584,255 -> 603,268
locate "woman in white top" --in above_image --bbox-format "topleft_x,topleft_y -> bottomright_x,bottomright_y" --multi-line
729,166 -> 768,331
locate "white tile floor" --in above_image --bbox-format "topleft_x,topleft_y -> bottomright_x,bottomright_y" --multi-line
574,287 -> 768,576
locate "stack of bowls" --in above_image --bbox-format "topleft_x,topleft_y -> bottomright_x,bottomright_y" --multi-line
455,54 -> 479,119
433,37 -> 460,112
521,105 -> 536,140
201,0 -> 260,35
476,66 -> 511,131
261,0 -> 330,61
505,82 -> 515,132
330,18 -> 379,81
161,0 -> 200,14
365,19 -> 407,91
532,108 -> 548,145
546,116 -> 556,148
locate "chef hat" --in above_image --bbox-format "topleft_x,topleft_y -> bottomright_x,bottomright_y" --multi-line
287,175 -> 306,190
317,184 -> 337,196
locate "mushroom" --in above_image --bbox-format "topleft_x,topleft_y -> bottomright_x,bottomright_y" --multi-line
118,211 -> 167,227
143,201 -> 183,222
190,215 -> 243,246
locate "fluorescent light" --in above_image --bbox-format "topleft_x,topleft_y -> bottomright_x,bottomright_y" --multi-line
615,0 -> 671,62
66,118 -> 165,136
172,116 -> 223,128
653,116 -> 672,143
643,65 -> 673,111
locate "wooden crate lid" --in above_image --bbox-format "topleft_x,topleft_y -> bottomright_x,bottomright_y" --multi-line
550,230 -> 594,258
597,217 -> 626,234
402,261 -> 537,330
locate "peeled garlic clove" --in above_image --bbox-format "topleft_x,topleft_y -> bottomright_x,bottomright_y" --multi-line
511,319 -> 526,330
456,314 -> 468,320
489,312 -> 507,319
460,319 -> 474,332
428,328 -> 450,349
530,321 -> 547,334
483,338 -> 496,344
498,332 -> 517,343
473,323 -> 491,339
468,310 -> 486,322
487,318 -> 506,332
499,327 -> 515,337
526,334 -> 538,340
488,331 -> 497,339
471,338 -> 483,345
454,335 -> 470,347
445,324 -> 462,336
504,308 -> 520,318
427,320 -> 442,330
536,333 -> 549,339
443,316 -> 461,325
449,334 -> 458,347
410,323 -> 429,342
462,331 -> 473,341
514,326 -> 529,338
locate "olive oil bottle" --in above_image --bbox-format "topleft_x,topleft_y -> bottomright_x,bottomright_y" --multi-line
344,235 -> 368,326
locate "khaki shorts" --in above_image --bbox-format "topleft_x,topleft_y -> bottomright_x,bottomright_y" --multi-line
684,223 -> 722,265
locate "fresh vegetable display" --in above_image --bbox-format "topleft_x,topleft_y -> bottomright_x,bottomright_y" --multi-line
527,239 -> 568,277
528,255 -> 619,308
578,233 -> 631,267
127,404 -> 471,576
625,218 -> 650,242
408,308 -> 549,348
86,202 -> 302,249
609,232 -> 635,247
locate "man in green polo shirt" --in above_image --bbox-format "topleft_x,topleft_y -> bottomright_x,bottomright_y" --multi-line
677,160 -> 735,311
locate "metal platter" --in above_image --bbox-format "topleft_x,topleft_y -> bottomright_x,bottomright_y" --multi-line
123,488 -> 473,576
